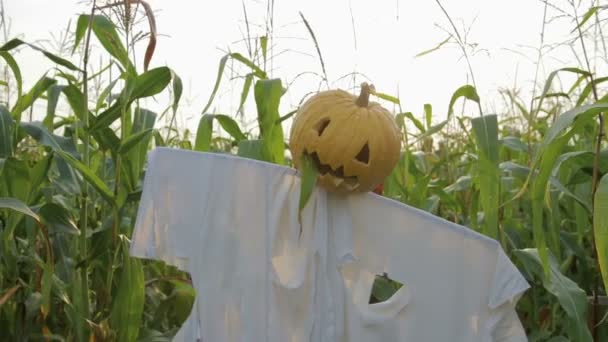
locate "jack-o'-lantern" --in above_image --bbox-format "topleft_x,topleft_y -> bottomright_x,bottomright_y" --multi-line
289,82 -> 401,194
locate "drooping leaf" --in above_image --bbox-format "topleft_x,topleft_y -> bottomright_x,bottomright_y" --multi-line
514,248 -> 592,342
0,38 -> 81,71
38,202 -> 80,235
20,121 -> 79,157
62,84 -> 88,121
79,14 -> 134,73
201,53 -> 267,114
194,114 -> 214,152
171,69 -> 183,114
535,67 -> 592,118
447,84 -> 480,117
413,120 -> 448,143
375,92 -> 400,105
11,76 -> 57,120
44,85 -> 65,129
73,14 -> 89,53
130,66 -> 172,101
401,112 -> 426,132
0,197 -> 40,222
577,76 -> 608,107
0,51 -> 23,99
215,115 -> 247,142
54,150 -> 115,206
230,52 -> 266,79
118,129 -> 154,155
237,73 -> 254,115
90,67 -> 170,132
201,55 -> 228,115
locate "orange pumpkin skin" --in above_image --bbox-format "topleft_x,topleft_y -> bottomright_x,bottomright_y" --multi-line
289,83 -> 401,194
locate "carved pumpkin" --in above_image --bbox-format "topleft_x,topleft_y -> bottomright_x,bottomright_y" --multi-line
289,82 -> 401,194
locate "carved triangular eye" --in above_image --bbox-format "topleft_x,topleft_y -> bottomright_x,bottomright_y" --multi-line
355,142 -> 370,164
313,118 -> 331,136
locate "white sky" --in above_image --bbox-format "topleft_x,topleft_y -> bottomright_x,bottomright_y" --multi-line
3,0 -> 599,135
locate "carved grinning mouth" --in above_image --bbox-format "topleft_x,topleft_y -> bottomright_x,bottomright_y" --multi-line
305,150 -> 359,188
304,117 -> 372,189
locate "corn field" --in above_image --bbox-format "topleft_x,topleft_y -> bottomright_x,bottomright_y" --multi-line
0,0 -> 608,341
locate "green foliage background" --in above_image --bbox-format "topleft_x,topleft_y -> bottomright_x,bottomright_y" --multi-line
0,1 -> 607,341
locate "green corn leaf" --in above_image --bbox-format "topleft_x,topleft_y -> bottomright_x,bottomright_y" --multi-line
38,202 -> 80,235
215,114 -> 247,142
471,115 -> 500,240
230,52 -> 267,79
254,78 -> 285,164
0,197 -> 40,222
535,67 -> 591,118
594,174 -> 608,298
194,114 -> 214,152
201,53 -> 267,115
171,69 -> 183,114
91,67 -> 171,131
118,128 -> 154,155
571,6 -> 608,33
575,76 -> 608,107
238,73 -> 254,115
0,38 -> 81,71
375,92 -> 400,105
514,248 -> 592,342
20,121 -> 79,157
44,85 -> 65,129
78,14 -> 134,73
201,54 -> 228,114
237,139 -> 268,161
447,85 -> 480,117
0,105 -> 14,158
298,153 -> 319,233
54,150 -> 115,206
0,51 -> 23,99
110,238 -> 145,342
11,75 -> 57,120
130,66 -> 172,100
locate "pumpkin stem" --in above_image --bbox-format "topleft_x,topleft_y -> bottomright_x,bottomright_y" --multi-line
355,82 -> 375,107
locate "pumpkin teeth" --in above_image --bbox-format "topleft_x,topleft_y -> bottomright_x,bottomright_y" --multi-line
331,177 -> 345,187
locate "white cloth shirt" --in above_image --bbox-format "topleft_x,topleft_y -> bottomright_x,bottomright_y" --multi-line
130,147 -> 530,342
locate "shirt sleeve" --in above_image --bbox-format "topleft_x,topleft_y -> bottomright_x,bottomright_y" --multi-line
129,148 -> 189,271
486,246 -> 530,341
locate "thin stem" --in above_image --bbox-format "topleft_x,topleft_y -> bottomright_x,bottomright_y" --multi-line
434,0 -> 483,116
571,1 -> 604,340
78,0 -> 97,338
